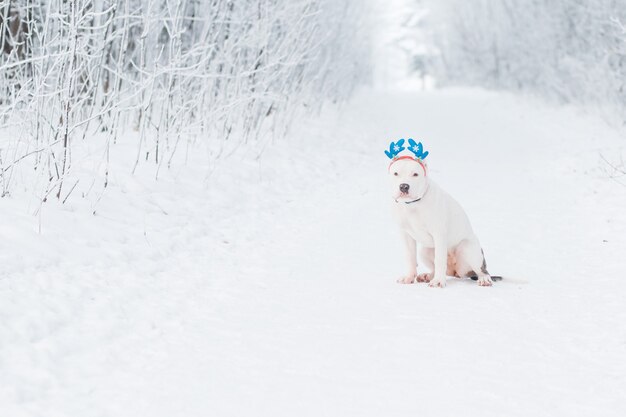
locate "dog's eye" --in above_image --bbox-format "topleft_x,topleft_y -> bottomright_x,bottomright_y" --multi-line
393,172 -> 398,176
413,173 -> 419,177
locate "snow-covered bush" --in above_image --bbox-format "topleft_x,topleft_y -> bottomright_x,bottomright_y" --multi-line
0,0 -> 370,200
420,0 -> 626,122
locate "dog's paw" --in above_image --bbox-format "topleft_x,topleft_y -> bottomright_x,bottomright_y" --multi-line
428,277 -> 447,288
416,273 -> 433,283
477,276 -> 493,287
397,275 -> 417,284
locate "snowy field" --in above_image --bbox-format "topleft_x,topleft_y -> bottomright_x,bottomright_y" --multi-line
2,87 -> 626,416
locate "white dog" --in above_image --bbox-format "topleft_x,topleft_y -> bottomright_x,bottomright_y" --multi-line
386,139 -> 499,288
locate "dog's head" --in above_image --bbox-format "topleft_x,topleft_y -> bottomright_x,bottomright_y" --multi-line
384,139 -> 430,201
388,157 -> 428,201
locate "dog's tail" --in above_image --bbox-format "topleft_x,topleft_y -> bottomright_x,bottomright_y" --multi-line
470,275 -> 528,284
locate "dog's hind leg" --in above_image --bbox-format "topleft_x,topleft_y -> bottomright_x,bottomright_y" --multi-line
454,240 -> 493,286
397,233 -> 418,284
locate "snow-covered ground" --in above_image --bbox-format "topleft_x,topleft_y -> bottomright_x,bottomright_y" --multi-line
1,88 -> 625,417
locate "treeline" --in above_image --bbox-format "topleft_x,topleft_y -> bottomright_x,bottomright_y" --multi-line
419,0 -> 626,121
0,0 -> 369,200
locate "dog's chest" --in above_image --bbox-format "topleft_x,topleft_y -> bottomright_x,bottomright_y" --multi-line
396,208 -> 434,247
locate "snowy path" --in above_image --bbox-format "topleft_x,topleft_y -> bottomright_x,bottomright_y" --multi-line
2,89 -> 626,416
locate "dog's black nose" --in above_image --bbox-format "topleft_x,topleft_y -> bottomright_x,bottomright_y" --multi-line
399,183 -> 410,193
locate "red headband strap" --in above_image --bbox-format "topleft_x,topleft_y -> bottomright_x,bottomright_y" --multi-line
388,156 -> 427,175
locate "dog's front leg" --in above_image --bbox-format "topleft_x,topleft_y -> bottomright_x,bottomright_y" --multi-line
429,234 -> 448,288
397,233 -> 417,284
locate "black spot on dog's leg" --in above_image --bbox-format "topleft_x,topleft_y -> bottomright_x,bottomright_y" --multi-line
480,248 -> 489,275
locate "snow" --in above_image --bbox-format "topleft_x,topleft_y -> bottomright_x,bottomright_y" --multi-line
2,87 -> 626,416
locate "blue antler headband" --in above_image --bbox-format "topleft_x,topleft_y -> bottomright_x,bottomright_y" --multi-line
385,138 -> 429,169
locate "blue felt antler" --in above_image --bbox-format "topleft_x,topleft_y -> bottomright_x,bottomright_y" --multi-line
407,138 -> 429,160
384,139 -> 406,159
